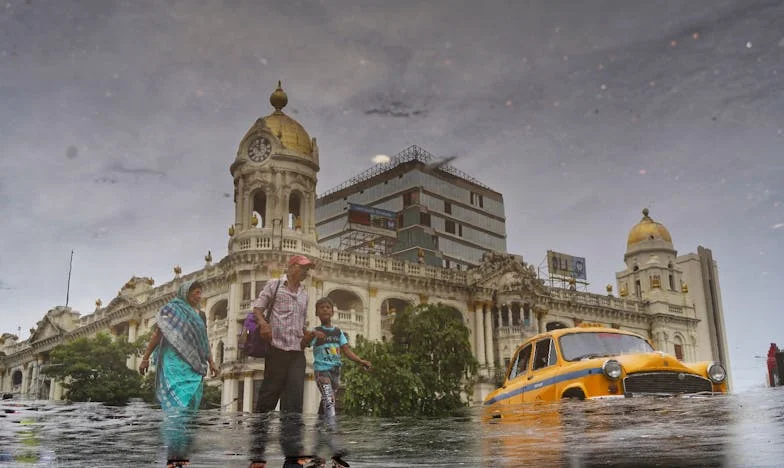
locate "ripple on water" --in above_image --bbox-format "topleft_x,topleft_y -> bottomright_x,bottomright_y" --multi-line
1,388 -> 783,467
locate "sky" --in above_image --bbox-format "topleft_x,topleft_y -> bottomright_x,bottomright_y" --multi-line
1,0 -> 782,391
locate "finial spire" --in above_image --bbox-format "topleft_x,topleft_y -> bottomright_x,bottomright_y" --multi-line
270,81 -> 288,111
642,207 -> 649,217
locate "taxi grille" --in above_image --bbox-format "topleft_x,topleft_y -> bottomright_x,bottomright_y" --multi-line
623,372 -> 713,395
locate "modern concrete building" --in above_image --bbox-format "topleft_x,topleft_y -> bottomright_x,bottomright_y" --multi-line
315,145 -> 507,271
0,84 -> 733,409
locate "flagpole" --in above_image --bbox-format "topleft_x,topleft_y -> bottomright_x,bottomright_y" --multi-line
65,250 -> 74,308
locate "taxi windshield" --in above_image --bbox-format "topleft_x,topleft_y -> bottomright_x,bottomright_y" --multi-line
559,332 -> 654,361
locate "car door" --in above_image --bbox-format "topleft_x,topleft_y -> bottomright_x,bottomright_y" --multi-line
500,344 -> 532,405
524,338 -> 559,402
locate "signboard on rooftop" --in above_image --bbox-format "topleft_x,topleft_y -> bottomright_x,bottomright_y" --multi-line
547,250 -> 587,280
347,203 -> 397,237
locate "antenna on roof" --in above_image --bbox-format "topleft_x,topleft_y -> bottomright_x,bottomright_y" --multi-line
65,250 -> 74,308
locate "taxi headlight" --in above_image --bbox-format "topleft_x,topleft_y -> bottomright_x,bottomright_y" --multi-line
707,362 -> 726,383
602,359 -> 623,380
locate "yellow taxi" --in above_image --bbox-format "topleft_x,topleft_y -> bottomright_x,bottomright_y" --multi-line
484,324 -> 728,407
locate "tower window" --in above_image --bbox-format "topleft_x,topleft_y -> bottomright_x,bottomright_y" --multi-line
253,191 -> 267,228
288,192 -> 302,230
669,274 -> 675,290
635,280 -> 641,298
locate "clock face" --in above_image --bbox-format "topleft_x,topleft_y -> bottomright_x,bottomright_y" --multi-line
248,137 -> 272,162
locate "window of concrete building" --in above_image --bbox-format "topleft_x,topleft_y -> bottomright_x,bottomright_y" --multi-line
242,282 -> 252,300
444,201 -> 452,214
443,259 -> 450,268
470,192 -> 484,208
403,191 -> 418,207
255,281 -> 265,297
523,303 -> 531,326
397,213 -> 404,229
445,220 -> 456,234
432,235 -> 438,249
458,223 -> 463,237
420,212 -> 431,227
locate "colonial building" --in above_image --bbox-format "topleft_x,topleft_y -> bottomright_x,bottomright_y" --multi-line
0,83 -> 732,411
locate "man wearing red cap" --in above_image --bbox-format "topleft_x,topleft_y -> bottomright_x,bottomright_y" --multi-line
250,255 -> 324,466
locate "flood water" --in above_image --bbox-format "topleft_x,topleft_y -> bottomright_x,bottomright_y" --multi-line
2,387 -> 784,467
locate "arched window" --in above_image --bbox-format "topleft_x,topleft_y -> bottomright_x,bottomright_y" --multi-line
288,191 -> 302,230
328,289 -> 365,323
253,191 -> 267,228
209,299 -> 228,321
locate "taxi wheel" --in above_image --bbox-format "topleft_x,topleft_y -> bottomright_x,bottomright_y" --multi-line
562,389 -> 585,400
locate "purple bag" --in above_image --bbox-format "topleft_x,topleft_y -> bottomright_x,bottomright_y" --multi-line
240,280 -> 281,358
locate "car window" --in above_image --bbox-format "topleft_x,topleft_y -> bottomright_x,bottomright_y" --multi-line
558,332 -> 655,361
508,344 -> 532,380
532,339 -> 552,371
547,339 -> 558,366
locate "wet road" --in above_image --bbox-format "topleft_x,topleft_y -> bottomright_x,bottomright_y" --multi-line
2,387 -> 783,467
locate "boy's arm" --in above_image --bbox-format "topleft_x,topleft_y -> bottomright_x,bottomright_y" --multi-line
301,330 -> 316,350
341,344 -> 371,369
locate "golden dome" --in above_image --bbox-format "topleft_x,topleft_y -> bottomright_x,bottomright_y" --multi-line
627,208 -> 672,248
246,81 -> 313,155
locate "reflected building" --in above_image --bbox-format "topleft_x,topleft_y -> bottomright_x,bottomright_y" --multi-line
315,145 -> 507,271
0,83 -> 731,410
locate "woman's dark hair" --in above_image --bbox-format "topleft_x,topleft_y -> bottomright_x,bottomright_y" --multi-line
188,281 -> 204,293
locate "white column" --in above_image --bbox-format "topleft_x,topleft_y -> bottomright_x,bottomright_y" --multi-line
53,381 -> 63,400
20,365 -> 29,399
127,320 -> 139,369
484,307 -> 495,368
475,304 -> 486,367
367,289 -> 380,341
222,378 -> 238,413
227,281 -> 240,361
48,379 -> 56,400
243,374 -> 253,413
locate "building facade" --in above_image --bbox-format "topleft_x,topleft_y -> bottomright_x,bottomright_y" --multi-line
315,145 -> 507,271
0,84 -> 732,411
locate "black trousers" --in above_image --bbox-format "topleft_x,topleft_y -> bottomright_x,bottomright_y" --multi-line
250,347 -> 306,462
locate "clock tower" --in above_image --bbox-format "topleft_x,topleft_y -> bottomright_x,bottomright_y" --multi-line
229,82 -> 320,249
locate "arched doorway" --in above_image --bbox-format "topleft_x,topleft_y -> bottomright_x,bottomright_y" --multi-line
326,289 -> 364,344
380,297 -> 414,341
288,191 -> 302,230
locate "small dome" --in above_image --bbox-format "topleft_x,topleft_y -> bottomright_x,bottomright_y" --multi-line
627,208 -> 672,248
254,81 -> 312,155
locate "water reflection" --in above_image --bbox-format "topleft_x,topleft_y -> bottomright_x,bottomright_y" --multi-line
1,388 -> 783,467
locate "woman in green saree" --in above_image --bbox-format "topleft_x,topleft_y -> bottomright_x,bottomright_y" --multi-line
139,280 -> 219,467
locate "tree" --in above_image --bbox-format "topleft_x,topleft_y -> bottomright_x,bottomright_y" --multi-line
342,303 -> 477,417
42,333 -> 144,406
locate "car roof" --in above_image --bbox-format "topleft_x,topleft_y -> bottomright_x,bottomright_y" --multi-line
520,325 -> 645,348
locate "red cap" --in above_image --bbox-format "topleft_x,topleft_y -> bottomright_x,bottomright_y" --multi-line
288,255 -> 314,267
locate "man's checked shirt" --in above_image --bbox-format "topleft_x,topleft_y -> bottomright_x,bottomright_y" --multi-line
251,274 -> 308,352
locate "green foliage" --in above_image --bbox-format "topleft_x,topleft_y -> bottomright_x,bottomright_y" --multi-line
42,333 -> 144,406
200,383 -> 222,410
342,303 -> 477,417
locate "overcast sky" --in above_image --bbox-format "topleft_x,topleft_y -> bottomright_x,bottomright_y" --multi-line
1,0 -> 782,391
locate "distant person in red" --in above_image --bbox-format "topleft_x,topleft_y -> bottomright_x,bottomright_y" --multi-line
767,343 -> 780,387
